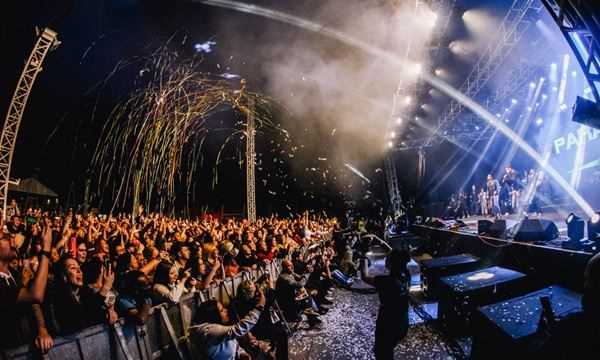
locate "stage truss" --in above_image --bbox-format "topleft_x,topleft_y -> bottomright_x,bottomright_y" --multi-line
541,0 -> 600,104
384,0 -> 455,213
0,28 -> 59,219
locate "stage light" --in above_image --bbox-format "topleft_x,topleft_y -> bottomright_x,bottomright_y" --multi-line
559,104 -> 568,112
408,63 -> 423,76
475,126 -> 480,130
434,68 -> 443,76
572,96 -> 600,130
527,106 -> 533,111
529,82 -> 536,88
389,131 -> 396,138
404,96 -> 412,106
420,104 -> 427,110
536,118 -> 544,126
552,86 -> 558,92
511,99 -> 518,104
395,117 -> 403,125
572,71 -> 577,77
495,113 -> 501,118
427,12 -> 438,27
387,141 -> 393,148
566,213 -> 584,242
542,94 -> 548,100
461,10 -> 470,21
588,213 -> 600,242
414,116 -> 420,121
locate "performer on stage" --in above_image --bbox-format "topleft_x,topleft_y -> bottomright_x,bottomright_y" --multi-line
501,165 -> 520,213
470,185 -> 478,215
486,175 -> 500,216
478,188 -> 488,216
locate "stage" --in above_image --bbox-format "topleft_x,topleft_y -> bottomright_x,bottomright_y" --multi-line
455,212 -> 569,240
411,214 -> 595,291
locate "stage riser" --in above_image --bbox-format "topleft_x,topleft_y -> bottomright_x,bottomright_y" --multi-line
412,226 -> 592,292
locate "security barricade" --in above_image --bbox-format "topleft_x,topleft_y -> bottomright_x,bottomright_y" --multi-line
0,233 -> 333,360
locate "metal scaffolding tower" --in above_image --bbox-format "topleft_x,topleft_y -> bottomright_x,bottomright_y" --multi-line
428,0 -> 543,145
384,153 -> 402,216
245,98 -> 256,222
0,28 -> 59,219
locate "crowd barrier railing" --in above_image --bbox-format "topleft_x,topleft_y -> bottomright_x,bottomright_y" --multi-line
2,232 -> 331,360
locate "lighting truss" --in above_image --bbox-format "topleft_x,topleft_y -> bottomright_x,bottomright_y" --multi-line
0,28 -> 59,219
541,0 -> 600,104
397,61 -> 544,150
427,0 -> 543,146
384,0 -> 456,212
384,153 -> 402,216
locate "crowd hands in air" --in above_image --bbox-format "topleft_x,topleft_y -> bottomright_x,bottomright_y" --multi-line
0,201 -> 339,360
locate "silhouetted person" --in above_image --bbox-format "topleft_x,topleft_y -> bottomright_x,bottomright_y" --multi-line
360,248 -> 411,360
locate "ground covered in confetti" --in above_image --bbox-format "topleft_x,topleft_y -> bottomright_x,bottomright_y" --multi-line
289,286 -> 464,360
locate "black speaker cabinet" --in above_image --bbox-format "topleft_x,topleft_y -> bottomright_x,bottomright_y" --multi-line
478,220 -> 494,235
514,219 -> 559,242
488,220 -> 507,238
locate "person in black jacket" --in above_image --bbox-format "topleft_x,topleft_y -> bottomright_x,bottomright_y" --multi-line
360,248 -> 411,360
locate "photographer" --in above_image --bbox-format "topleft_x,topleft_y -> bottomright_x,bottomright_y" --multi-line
275,259 -> 322,328
229,280 -> 276,360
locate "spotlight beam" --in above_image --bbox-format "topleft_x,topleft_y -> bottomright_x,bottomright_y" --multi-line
197,0 -> 595,217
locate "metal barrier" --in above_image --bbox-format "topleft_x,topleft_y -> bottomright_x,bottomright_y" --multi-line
1,259 -> 286,360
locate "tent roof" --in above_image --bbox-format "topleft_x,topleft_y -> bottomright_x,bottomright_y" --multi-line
8,178 -> 58,197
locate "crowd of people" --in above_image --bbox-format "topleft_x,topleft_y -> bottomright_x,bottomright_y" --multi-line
445,165 -> 551,219
0,201 -> 340,360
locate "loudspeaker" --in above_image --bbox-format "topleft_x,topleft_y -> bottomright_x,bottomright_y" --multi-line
488,220 -> 507,238
514,219 -> 559,242
478,220 -> 494,235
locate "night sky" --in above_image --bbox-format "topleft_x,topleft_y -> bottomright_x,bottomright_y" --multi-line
1,0 -> 575,216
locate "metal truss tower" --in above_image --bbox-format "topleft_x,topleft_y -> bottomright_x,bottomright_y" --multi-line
541,0 -> 600,104
0,28 -> 59,219
384,0 -> 455,212
428,0 -> 543,144
245,98 -> 256,223
384,152 -> 402,216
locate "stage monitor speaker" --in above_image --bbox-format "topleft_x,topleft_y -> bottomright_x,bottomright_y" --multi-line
514,219 -> 559,243
478,220 -> 494,235
488,220 -> 507,238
